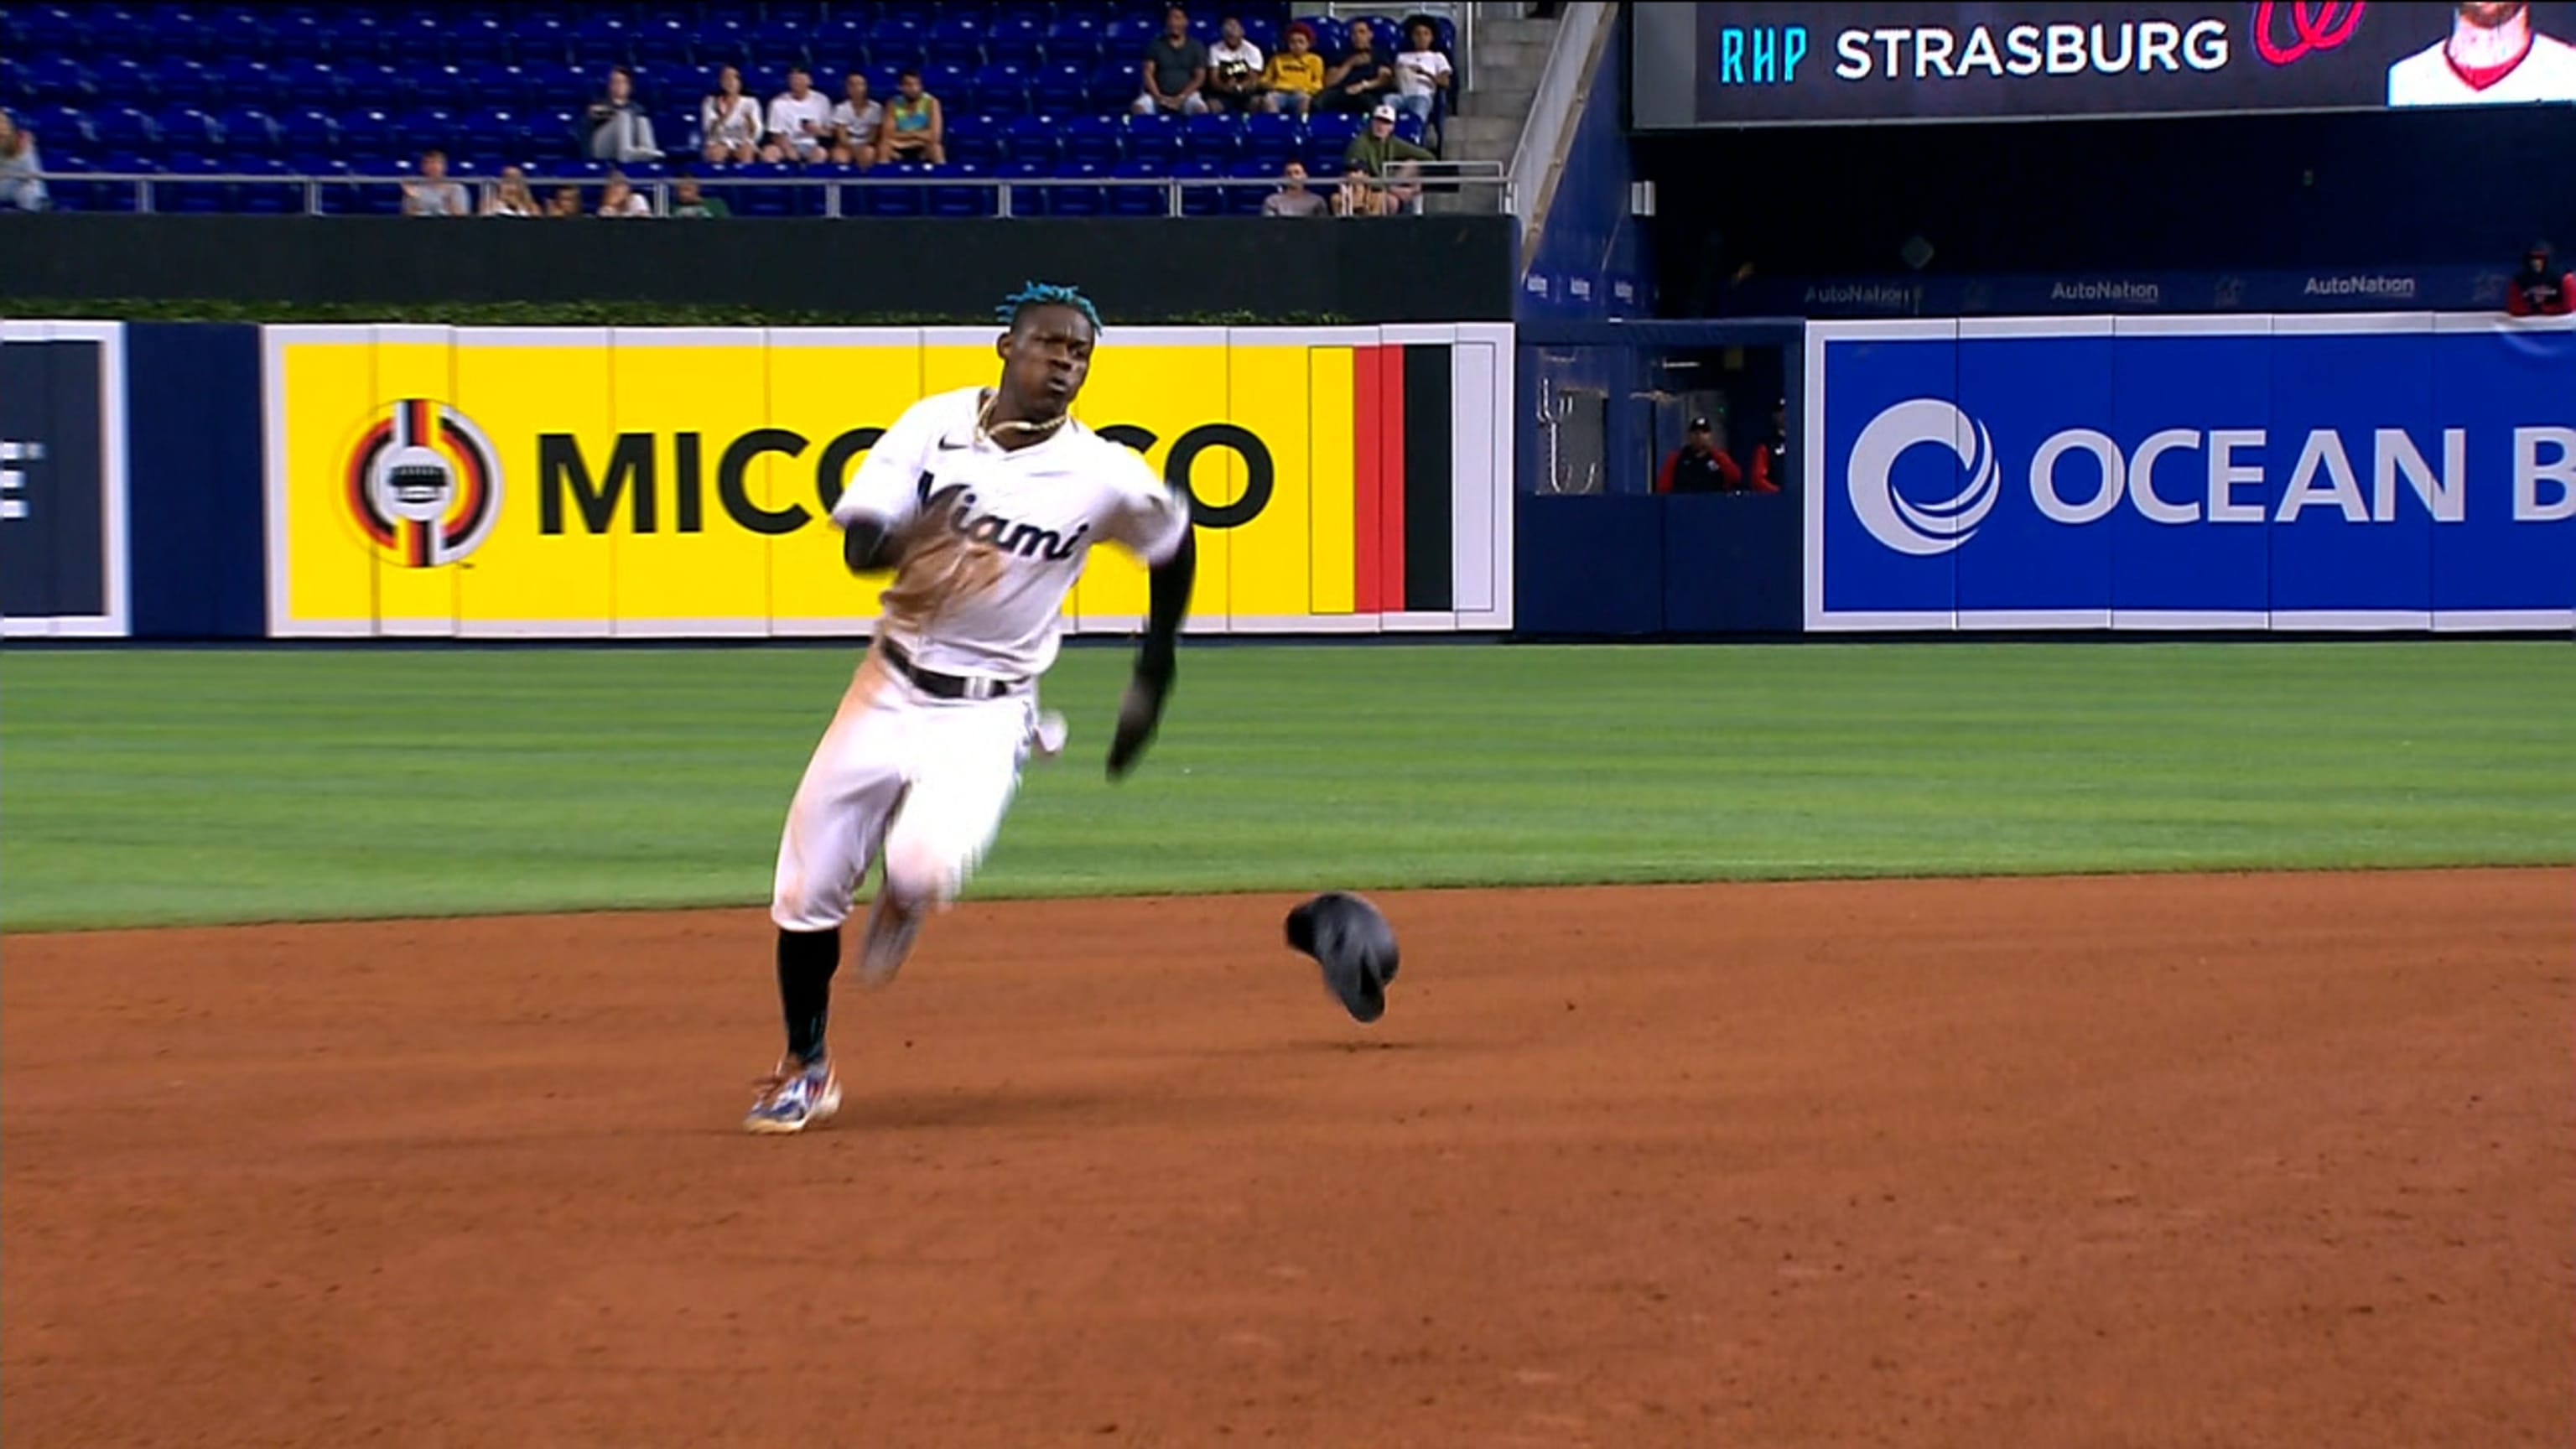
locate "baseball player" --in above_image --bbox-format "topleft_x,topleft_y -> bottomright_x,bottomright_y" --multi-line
745,283 -> 1197,1134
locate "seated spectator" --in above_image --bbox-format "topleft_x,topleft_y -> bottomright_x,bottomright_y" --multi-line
0,109 -> 48,213
402,148 -> 471,216
546,184 -> 584,217
1343,101 -> 1433,211
1335,157 -> 1385,216
1261,158 -> 1328,216
700,65 -> 761,166
668,175 -> 730,218
1317,19 -> 1396,113
480,164 -> 539,217
1135,5 -> 1213,117
2507,241 -> 2573,316
763,66 -> 833,164
596,170 -> 652,217
1748,400 -> 1792,493
584,66 -> 662,164
1258,23 -> 1326,114
1391,18 -> 1453,132
1205,17 -> 1265,112
829,72 -> 883,169
876,70 -> 946,165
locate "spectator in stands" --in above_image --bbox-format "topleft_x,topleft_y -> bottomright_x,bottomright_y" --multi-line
1343,101 -> 1433,211
546,184 -> 584,218
1335,156 -> 1384,216
669,175 -> 730,218
1135,5 -> 1213,116
2507,240 -> 2573,315
829,72 -> 883,169
763,66 -> 833,164
584,66 -> 662,164
1655,418 -> 1750,494
1205,16 -> 1265,113
480,164 -> 539,217
596,170 -> 652,217
876,69 -> 945,165
1748,399 -> 1792,493
402,148 -> 471,216
1317,18 -> 1396,112
1262,159 -> 1328,216
1392,18 -> 1453,132
700,65 -> 761,166
0,110 -> 47,213
1258,22 -> 1326,114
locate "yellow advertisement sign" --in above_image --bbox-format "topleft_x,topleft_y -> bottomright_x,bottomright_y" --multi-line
261,325 -> 1372,637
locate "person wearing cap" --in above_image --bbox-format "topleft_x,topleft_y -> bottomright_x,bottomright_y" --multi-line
1747,399 -> 1792,494
1656,417 -> 1760,495
1343,100 -> 1436,213
1316,18 -> 1396,112
2506,241 -> 2573,316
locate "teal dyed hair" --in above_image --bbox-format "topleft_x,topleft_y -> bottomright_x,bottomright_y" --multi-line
996,282 -> 1103,335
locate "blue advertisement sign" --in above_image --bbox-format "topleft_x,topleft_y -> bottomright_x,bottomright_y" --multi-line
0,321 -> 128,638
1804,315 -> 2576,631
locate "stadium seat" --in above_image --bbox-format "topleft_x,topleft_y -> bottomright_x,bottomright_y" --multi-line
153,56 -> 211,106
1123,112 -> 1184,167
1002,114 -> 1060,167
984,18 -> 1046,68
204,6 -> 271,60
216,104 -> 280,155
1243,112 -> 1301,169
1170,157 -> 1226,216
1225,158 -> 1279,216
273,59 -> 340,106
240,154 -> 308,214
278,106 -> 338,156
998,156 -> 1049,216
1061,113 -> 1124,169
1088,60 -> 1136,112
1183,112 -> 1242,164
860,161 -> 928,217
1032,61 -> 1090,114
970,62 -> 1031,115
930,159 -> 998,218
940,114 -> 1000,168
94,105 -> 160,153
1046,159 -> 1107,216
450,14 -> 512,65
1109,158 -> 1171,216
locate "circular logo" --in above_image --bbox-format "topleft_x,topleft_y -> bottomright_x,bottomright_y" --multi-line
343,399 -> 502,568
2253,1 -> 2367,65
1845,397 -> 2000,558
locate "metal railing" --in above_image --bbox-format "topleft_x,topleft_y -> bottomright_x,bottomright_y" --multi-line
25,162 -> 1512,218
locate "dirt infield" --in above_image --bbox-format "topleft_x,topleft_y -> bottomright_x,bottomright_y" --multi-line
3,870 -> 2568,1447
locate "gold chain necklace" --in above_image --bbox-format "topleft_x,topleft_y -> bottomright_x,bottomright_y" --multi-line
977,390 -> 1071,444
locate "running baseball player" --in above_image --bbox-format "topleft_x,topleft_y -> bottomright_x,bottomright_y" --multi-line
745,283 -> 1197,1134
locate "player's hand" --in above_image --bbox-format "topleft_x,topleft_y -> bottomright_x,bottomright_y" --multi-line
1105,668 -> 1172,781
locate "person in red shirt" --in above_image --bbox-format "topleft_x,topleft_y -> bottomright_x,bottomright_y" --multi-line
1657,417 -> 1746,493
2506,241 -> 2573,315
1748,398 -> 1791,495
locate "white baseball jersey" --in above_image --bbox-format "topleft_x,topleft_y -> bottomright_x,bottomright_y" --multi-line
2387,31 -> 2576,106
832,385 -> 1192,679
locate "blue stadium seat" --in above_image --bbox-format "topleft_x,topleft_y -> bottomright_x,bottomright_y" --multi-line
28,104 -> 92,153
860,161 -> 928,216
1183,112 -> 1243,163
273,59 -> 341,106
574,13 -> 632,65
1043,18 -> 1104,69
998,157 -> 1049,216
450,14 -> 512,65
153,56 -> 211,106
1305,17 -> 1348,59
465,106 -> 527,156
930,158 -> 997,217
1001,114 -> 1060,166
1046,159 -> 1106,216
869,17 -> 927,56
339,60 -> 413,109
970,62 -> 1030,116
750,18 -> 813,70
940,114 -> 999,168
216,104 -> 279,155
1172,157 -> 1226,216
399,106 -> 461,152
513,13 -> 573,66
1062,113 -> 1123,168
241,154 -> 306,213
920,61 -> 971,103
1032,61 -> 1089,113
94,106 -> 161,153
205,7 -> 271,61
334,106 -> 397,154
984,18 -> 1046,68
1089,60 -> 1136,111
23,57 -> 91,105
264,10 -> 331,63
1244,112 -> 1301,169
1226,158 -> 1278,216
730,160 -> 792,216
0,58 -> 30,108
87,56 -> 151,106
278,106 -> 338,155
1123,112 -> 1183,166
1108,158 -> 1171,216
1102,13 -> 1159,54
1307,112 -> 1363,153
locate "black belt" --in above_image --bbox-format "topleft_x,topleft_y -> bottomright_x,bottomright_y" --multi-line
880,641 -> 1026,701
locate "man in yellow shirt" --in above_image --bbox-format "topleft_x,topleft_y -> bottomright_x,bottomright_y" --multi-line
1258,22 -> 1327,113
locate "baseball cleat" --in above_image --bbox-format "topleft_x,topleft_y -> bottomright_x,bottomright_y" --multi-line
855,891 -> 922,988
744,1057 -> 842,1135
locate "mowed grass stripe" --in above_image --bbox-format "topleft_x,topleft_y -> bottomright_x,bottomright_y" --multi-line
2,641 -> 2568,930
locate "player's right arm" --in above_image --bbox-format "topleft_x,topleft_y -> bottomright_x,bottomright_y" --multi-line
831,395 -> 943,574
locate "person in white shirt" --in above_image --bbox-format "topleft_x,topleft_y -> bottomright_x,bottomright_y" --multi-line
2389,2 -> 2576,106
1204,16 -> 1265,112
480,164 -> 539,216
761,66 -> 834,164
828,70 -> 884,168
1391,17 -> 1453,127
699,65 -> 761,165
744,283 -> 1198,1135
595,171 -> 652,216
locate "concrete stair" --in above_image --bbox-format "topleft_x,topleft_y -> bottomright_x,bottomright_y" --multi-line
1431,10 -> 1559,214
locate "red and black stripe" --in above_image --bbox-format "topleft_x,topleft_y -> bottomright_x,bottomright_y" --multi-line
1353,343 -> 1454,614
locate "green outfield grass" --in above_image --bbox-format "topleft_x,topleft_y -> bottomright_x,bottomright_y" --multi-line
3,641 -> 2569,931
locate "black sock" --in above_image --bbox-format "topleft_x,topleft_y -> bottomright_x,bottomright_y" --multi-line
776,927 -> 841,1065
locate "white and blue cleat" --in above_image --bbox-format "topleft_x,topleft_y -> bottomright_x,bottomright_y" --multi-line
744,1057 -> 843,1135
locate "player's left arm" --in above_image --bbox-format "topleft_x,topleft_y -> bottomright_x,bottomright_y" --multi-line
1104,466 -> 1197,781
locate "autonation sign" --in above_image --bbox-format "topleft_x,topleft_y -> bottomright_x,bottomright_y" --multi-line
1804,315 -> 2576,630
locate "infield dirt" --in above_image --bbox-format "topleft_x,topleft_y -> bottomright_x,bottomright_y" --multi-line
4,870 -> 2567,1446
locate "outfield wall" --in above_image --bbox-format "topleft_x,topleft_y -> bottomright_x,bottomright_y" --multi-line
8,313 -> 2571,641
